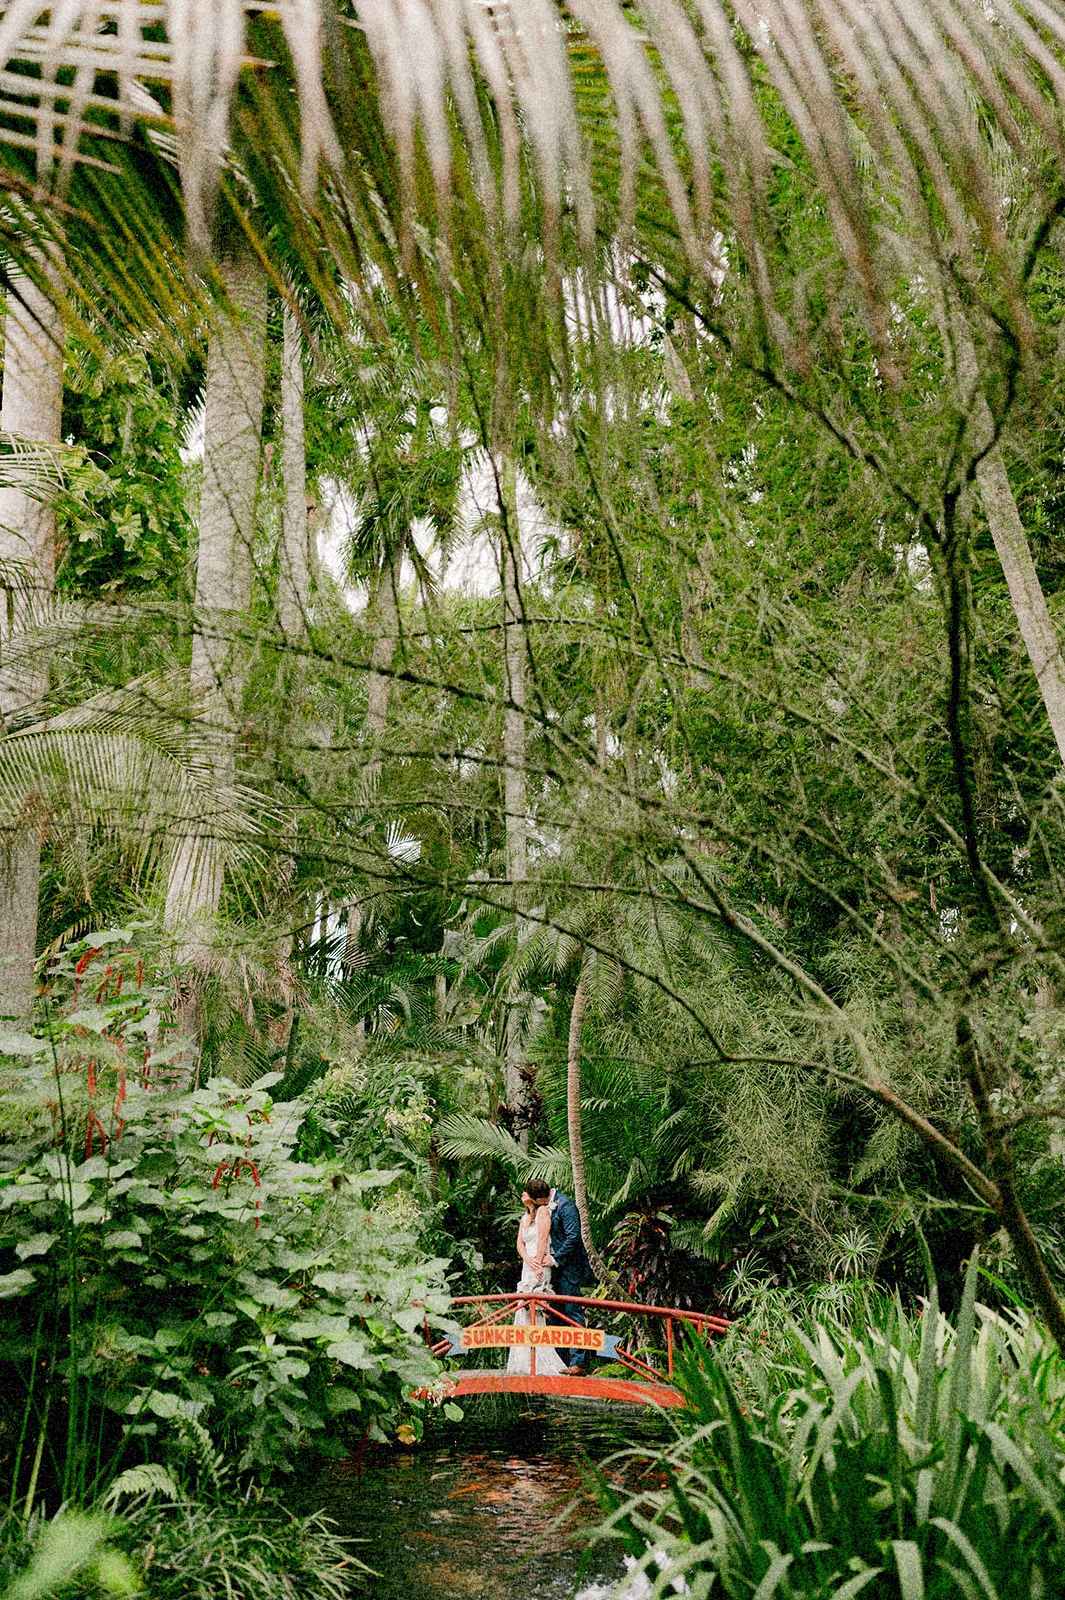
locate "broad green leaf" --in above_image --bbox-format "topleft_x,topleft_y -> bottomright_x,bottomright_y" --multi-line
144,1391 -> 181,1418
0,1268 -> 35,1297
289,1315 -> 351,1340
0,1028 -> 48,1057
327,1338 -> 375,1369
15,1233 -> 56,1260
0,1184 -> 47,1209
892,1541 -> 925,1600
324,1386 -> 362,1414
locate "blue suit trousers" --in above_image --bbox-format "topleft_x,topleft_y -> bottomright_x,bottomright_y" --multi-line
548,1266 -> 588,1368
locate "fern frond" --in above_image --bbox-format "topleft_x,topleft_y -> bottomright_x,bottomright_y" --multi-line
174,1412 -> 227,1498
104,1463 -> 183,1505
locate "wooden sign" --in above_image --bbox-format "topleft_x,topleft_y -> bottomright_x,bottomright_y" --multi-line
460,1324 -> 605,1351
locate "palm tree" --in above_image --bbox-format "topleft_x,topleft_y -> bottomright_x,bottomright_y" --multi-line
278,301 -> 312,641
951,318 -> 1065,767
0,673 -> 265,950
1,2 -> 1063,779
564,956 -> 622,1293
498,456 -> 532,1134
321,358 -> 462,970
164,243 -> 267,958
0,273 -> 65,1021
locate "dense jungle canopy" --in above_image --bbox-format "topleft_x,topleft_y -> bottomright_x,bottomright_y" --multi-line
2,3 -> 1065,1592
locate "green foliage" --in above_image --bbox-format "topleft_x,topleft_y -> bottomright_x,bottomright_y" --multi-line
58,346 -> 194,599
0,937 -> 452,1501
0,1495 -> 365,1600
110,1494 -> 362,1600
0,1510 -> 136,1599
592,1261 -> 1065,1598
299,1044 -> 503,1285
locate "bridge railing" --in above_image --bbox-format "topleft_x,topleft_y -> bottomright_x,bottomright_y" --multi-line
432,1291 -> 730,1385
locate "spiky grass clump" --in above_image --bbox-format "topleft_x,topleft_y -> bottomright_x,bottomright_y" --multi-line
0,1495 -> 369,1600
592,1260 -> 1065,1599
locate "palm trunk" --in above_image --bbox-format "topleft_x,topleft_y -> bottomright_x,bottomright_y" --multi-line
953,317 -> 1065,765
275,304 -> 310,1025
342,543 -> 403,978
501,458 -> 531,1138
567,966 -> 623,1293
0,276 -> 64,1023
975,436 -> 1065,766
366,543 -> 403,752
278,303 -> 310,640
165,246 -> 267,957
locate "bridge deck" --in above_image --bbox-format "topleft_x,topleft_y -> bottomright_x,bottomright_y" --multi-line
447,1369 -> 686,1407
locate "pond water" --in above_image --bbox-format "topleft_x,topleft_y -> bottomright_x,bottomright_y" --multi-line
312,1401 -> 673,1599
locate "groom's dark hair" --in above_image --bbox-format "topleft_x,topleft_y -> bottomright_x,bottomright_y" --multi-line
525,1179 -> 550,1201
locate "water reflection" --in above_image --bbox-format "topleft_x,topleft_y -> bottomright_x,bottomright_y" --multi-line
311,1404 -> 672,1598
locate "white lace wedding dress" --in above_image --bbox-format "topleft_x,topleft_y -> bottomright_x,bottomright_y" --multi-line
506,1213 -> 568,1376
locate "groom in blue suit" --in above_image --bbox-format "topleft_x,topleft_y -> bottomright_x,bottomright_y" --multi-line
527,1180 -> 592,1372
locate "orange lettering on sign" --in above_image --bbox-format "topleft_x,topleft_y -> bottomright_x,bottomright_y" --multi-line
460,1325 -> 605,1351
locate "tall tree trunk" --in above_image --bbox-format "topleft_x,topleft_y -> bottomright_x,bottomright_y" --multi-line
342,542 -> 403,980
953,317 -> 1065,766
567,965 -> 623,1293
0,276 -> 63,1023
275,304 -> 309,997
501,458 -> 531,1139
365,543 -> 403,753
975,436 -> 1065,766
165,246 -> 267,957
278,303 -> 310,640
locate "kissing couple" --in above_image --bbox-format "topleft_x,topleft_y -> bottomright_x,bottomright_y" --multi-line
506,1179 -> 592,1377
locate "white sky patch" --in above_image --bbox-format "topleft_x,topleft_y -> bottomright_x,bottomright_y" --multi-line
180,400 -> 205,463
315,453 -> 563,611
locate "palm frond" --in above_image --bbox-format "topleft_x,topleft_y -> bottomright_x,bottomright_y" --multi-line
0,0 -> 1057,351
0,673 -> 273,878
437,1111 -> 570,1187
0,599 -> 144,701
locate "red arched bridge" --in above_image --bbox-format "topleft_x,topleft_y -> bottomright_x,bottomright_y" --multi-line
429,1291 -> 730,1409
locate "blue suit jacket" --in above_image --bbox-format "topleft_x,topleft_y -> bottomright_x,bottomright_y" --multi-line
550,1190 -> 591,1284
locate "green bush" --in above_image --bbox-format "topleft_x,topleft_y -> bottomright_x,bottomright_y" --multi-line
0,1508 -> 136,1598
0,939 -> 453,1503
592,1258 -> 1065,1598
112,1492 -> 364,1599
0,1494 -> 365,1599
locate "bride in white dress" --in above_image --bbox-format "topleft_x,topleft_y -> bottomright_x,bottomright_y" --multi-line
506,1191 -> 568,1376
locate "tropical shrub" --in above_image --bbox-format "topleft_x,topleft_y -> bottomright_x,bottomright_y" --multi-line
592,1260 -> 1065,1598
109,1493 -> 360,1600
0,1508 -> 136,1599
0,938 -> 452,1507
0,1493 -> 364,1600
